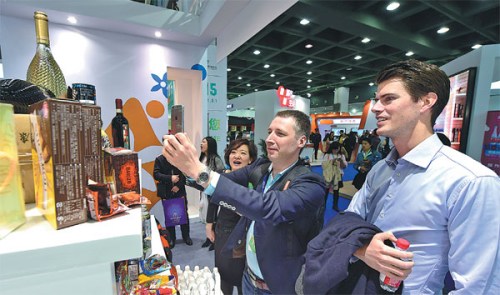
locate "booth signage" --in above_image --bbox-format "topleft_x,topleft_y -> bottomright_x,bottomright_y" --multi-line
277,86 -> 295,108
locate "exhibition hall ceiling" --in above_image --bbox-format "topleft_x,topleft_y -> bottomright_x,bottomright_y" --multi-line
226,0 -> 500,101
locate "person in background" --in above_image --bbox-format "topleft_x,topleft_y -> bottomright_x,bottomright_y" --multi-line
309,128 -> 322,161
338,130 -> 348,146
352,137 -> 381,190
344,131 -> 358,161
200,136 -> 225,251
370,128 -> 381,151
153,154 -> 192,248
161,110 -> 326,294
328,142 -> 348,212
347,59 -> 500,293
212,139 -> 258,295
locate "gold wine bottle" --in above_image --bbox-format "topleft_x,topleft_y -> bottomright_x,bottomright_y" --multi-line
26,11 -> 67,98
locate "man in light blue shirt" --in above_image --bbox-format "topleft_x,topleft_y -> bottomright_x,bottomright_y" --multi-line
348,59 -> 500,294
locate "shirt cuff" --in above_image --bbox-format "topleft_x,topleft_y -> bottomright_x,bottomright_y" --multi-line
203,171 -> 220,195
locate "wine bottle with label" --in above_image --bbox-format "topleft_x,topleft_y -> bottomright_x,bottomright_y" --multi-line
26,11 -> 67,98
111,98 -> 130,149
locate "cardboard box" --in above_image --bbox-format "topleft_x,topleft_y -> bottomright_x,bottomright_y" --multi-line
81,105 -> 104,183
104,148 -> 140,195
29,99 -> 87,229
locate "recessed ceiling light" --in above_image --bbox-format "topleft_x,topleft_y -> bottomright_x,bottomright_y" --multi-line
238,94 -> 241,97
254,89 -> 258,92
406,51 -> 414,56
275,81 -> 280,85
307,79 -> 312,83
361,37 -> 370,43
67,16 -> 77,24
341,76 -> 346,80
227,68 -> 231,72
354,55 -> 362,60
264,64 -> 270,68
352,108 -> 357,113
238,76 -> 242,80
154,31 -> 162,38
246,83 -> 251,87
437,27 -> 449,34
471,44 -> 482,49
369,82 -> 375,86
386,2 -> 400,11
307,85 -> 311,89
306,60 -> 313,64
253,49 -> 261,55
270,74 -> 275,77
307,71 -> 312,75
305,44 -> 313,49
346,67 -> 352,71
300,19 -> 310,25
307,93 -> 311,98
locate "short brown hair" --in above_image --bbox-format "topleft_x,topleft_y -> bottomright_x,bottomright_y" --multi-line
376,59 -> 450,126
275,110 -> 311,139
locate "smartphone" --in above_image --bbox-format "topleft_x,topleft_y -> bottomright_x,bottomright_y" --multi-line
171,105 -> 184,134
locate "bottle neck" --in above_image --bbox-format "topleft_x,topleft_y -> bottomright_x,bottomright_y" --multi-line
116,108 -> 123,114
34,12 -> 50,46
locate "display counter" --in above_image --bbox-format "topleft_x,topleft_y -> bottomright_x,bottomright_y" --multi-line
0,204 -> 143,295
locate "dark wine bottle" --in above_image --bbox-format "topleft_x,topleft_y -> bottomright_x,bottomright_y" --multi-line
111,98 -> 130,149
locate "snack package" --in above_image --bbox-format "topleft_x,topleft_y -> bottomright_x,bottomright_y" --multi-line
118,191 -> 151,207
86,182 -> 128,221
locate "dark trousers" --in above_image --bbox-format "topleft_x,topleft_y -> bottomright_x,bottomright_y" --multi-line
313,144 -> 320,160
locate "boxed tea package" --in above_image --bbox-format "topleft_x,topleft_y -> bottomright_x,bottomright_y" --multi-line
81,104 -> 103,183
29,98 -> 87,229
104,148 -> 140,195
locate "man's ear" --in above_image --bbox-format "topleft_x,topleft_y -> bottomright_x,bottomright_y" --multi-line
421,92 -> 438,113
298,135 -> 307,148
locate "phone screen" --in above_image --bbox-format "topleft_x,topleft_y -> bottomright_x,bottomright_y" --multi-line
171,105 -> 184,134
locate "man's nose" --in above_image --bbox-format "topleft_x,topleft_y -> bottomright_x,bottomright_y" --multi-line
371,100 -> 382,113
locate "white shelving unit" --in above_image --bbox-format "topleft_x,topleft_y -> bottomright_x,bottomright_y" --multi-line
0,204 -> 143,295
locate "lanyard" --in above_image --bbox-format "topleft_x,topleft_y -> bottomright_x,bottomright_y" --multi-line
261,173 -> 270,193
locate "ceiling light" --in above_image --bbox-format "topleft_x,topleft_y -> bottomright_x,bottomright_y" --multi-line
307,79 -> 312,83
354,55 -> 362,60
227,68 -> 231,71
253,49 -> 261,55
237,76 -> 242,80
386,2 -> 400,11
307,71 -> 312,75
307,85 -> 311,89
238,94 -> 241,97
67,16 -> 77,24
254,89 -> 258,92
352,108 -> 357,113
369,82 -> 375,86
307,93 -> 311,98
305,44 -> 313,49
275,81 -> 280,85
361,37 -> 370,43
300,19 -> 310,25
437,27 -> 449,34
346,67 -> 352,71
306,60 -> 313,64
405,51 -> 414,56
246,83 -> 251,87
341,76 -> 346,80
472,44 -> 482,49
270,74 -> 275,77
154,31 -> 162,38
264,64 -> 270,68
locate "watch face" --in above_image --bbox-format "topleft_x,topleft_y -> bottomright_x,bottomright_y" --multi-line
198,171 -> 210,183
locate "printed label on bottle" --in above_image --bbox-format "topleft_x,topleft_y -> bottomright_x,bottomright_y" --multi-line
122,124 -> 129,149
382,275 -> 401,288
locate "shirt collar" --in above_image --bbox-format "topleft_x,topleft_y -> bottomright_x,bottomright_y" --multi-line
386,134 -> 443,169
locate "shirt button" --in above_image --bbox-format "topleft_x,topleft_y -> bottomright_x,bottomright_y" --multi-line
387,194 -> 392,199
380,212 -> 385,218
237,239 -> 242,244
396,173 -> 401,177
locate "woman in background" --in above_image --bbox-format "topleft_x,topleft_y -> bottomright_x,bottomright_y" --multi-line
352,137 -> 381,190
322,142 -> 348,211
199,136 -> 225,250
212,139 -> 257,295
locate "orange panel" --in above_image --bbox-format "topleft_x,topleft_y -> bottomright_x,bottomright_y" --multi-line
319,119 -> 334,125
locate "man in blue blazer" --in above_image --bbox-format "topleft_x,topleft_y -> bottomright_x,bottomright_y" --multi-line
163,110 -> 326,294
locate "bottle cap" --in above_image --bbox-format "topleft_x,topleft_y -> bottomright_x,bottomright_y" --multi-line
115,98 -> 123,108
396,238 -> 410,250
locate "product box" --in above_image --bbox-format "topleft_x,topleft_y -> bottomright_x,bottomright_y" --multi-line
104,148 -> 140,195
29,98 -> 87,229
81,104 -> 104,183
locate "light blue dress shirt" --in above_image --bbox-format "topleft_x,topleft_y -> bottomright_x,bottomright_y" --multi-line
347,134 -> 500,294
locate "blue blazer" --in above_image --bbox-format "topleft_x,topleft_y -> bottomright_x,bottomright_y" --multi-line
209,157 -> 326,294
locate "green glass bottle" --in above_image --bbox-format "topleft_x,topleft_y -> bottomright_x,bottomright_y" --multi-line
26,11 -> 67,98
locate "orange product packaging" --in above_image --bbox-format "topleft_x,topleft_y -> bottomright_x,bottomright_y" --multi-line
104,148 -> 141,195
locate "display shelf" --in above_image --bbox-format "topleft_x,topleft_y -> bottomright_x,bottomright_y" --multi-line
0,204 -> 143,295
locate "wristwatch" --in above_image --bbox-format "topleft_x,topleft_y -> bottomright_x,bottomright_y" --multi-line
196,166 -> 211,185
